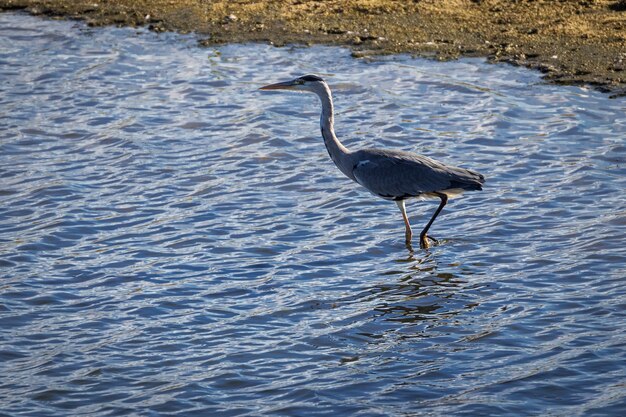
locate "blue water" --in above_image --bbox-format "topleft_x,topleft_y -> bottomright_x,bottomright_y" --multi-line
1,12 -> 625,416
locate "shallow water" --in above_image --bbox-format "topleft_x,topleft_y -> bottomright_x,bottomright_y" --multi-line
1,12 -> 625,416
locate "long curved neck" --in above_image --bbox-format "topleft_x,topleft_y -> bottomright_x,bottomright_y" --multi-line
315,83 -> 354,180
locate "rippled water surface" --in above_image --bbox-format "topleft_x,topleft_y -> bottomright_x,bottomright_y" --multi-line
1,12 -> 625,416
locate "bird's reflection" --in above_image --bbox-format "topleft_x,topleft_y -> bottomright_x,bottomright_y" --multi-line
363,249 -> 476,326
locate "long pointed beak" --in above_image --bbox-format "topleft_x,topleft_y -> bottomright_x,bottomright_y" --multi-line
259,80 -> 296,91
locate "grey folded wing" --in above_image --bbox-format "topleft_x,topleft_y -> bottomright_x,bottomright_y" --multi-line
351,148 -> 484,200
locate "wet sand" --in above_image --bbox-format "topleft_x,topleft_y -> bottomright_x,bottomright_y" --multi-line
1,0 -> 625,97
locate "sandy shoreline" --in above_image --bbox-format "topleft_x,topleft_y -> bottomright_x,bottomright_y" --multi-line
1,0 -> 625,97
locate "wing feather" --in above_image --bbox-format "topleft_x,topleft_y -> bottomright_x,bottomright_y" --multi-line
351,149 -> 484,200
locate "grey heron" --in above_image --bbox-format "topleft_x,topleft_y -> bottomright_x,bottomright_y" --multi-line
260,74 -> 485,249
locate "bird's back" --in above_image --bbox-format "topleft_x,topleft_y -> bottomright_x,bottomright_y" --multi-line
350,148 -> 484,200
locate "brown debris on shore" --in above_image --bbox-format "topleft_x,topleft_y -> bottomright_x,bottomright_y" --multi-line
1,0 -> 624,96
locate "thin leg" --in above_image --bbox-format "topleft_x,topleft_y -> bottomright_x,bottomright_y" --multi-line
396,200 -> 412,247
419,193 -> 448,249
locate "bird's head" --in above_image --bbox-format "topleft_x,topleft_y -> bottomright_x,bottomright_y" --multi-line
259,74 -> 326,93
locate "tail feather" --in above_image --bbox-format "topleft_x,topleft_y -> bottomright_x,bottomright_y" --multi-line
449,167 -> 485,191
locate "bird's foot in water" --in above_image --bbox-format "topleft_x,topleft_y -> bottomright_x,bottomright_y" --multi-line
404,231 -> 413,248
419,234 -> 439,249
